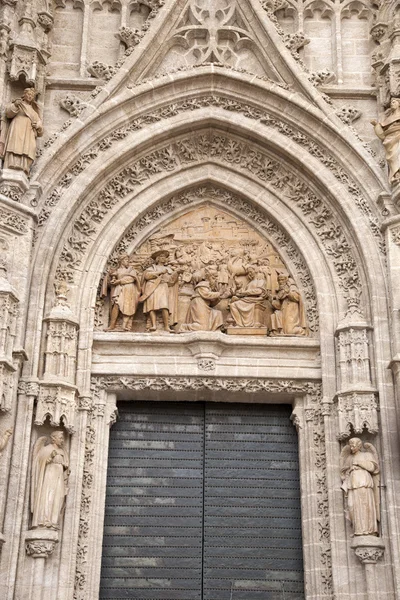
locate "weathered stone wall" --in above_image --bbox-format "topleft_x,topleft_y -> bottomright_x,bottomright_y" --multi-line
0,0 -> 400,599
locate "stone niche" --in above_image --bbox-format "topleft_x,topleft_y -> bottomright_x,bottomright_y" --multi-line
97,204 -> 308,336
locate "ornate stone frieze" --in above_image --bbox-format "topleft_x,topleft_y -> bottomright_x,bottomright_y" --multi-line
40,95 -> 376,219
307,389 -> 333,596
53,129 -> 366,316
336,392 -> 379,440
91,375 -> 322,396
0,206 -> 28,234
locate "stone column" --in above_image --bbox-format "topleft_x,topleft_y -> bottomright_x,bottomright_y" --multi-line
351,536 -> 385,599
25,529 -> 58,600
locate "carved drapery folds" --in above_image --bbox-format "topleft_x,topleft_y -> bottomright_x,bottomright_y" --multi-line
335,325 -> 378,440
37,285 -> 79,433
98,202 -> 309,336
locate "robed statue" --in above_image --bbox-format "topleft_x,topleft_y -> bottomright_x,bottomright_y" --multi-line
340,438 -> 380,536
31,431 -> 69,530
0,87 -> 43,175
371,97 -> 400,184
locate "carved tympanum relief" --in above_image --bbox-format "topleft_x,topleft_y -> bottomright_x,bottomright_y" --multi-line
99,205 -> 307,336
0,87 -> 43,176
31,430 -> 69,530
371,97 -> 400,184
340,438 -> 380,537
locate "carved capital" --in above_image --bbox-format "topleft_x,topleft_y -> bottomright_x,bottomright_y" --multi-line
351,536 -> 385,564
355,547 -> 384,564
26,539 -> 56,558
17,380 -> 39,397
25,529 -> 58,558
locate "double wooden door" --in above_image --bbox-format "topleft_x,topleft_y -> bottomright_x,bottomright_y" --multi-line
100,401 -> 304,599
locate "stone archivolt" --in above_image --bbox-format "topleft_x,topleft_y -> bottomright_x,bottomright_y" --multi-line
53,128 -> 365,319
38,93 -> 383,252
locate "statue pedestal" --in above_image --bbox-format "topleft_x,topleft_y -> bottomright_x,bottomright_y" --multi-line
351,536 -> 385,598
226,327 -> 269,336
25,529 -> 59,600
25,528 -> 59,558
0,169 -> 29,204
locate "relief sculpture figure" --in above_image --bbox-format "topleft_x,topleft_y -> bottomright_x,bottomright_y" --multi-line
0,87 -> 43,175
340,438 -> 380,536
371,97 -> 400,183
104,255 -> 140,331
31,431 -> 69,530
180,269 -> 226,332
271,274 -> 306,336
140,250 -> 179,332
229,265 -> 269,328
100,206 -> 308,335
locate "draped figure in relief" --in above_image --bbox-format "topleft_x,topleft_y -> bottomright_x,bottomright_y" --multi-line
270,274 -> 306,335
340,438 -> 380,536
0,88 -> 43,175
140,250 -> 179,332
31,431 -> 69,530
229,265 -> 269,328
180,269 -> 226,332
371,97 -> 400,183
104,255 -> 140,331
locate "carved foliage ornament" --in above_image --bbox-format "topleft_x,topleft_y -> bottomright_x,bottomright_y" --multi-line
53,129 -> 366,316
41,95 -> 381,254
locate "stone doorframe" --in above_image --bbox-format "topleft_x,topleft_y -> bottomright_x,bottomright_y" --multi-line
70,375 -> 331,600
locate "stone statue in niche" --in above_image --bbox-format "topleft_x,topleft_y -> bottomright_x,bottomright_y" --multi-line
0,88 -> 43,175
371,97 -> 400,184
0,427 -> 12,454
340,438 -> 380,536
31,431 -> 69,530
270,274 -> 306,336
102,254 -> 140,331
99,206 -> 308,335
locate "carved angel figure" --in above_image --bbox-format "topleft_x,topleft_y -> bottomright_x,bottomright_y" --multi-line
31,431 -> 69,530
340,438 -> 380,536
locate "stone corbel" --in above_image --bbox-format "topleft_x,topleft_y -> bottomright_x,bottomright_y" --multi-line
35,383 -> 77,434
335,390 -> 379,440
351,536 -> 385,598
25,529 -> 58,558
